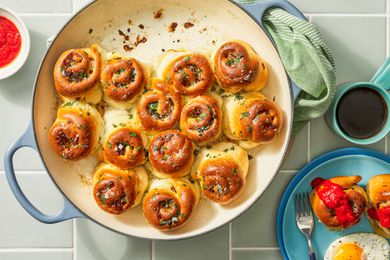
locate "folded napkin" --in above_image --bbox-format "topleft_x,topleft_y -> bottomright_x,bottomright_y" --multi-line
235,0 -> 336,135
263,8 -> 336,134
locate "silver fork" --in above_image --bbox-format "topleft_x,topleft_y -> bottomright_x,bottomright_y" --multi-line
295,192 -> 316,260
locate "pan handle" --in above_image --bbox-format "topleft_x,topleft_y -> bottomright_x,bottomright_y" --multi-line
4,122 -> 85,223
238,0 -> 307,101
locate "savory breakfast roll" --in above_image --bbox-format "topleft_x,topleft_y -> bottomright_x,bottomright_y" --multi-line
212,39 -> 268,93
53,44 -> 103,104
157,51 -> 214,96
101,54 -> 149,109
310,176 -> 367,231
147,130 -> 194,178
191,142 -> 249,204
223,92 -> 283,150
180,94 -> 222,146
137,78 -> 182,132
102,109 -> 147,169
49,101 -> 104,160
366,174 -> 390,238
93,163 -> 149,215
143,178 -> 199,231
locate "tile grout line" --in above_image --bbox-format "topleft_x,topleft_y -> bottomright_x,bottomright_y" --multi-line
229,223 -> 232,260
151,240 -> 155,260
0,248 -> 73,252
305,13 -> 387,17
16,13 -> 73,16
73,220 -> 76,260
231,247 -> 280,250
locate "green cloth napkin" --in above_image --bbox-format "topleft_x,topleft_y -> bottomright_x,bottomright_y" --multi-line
235,1 -> 336,135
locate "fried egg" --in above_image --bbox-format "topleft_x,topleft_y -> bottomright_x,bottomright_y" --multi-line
324,233 -> 389,260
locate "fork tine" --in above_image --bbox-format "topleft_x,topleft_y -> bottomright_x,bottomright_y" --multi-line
298,193 -> 302,217
302,193 -> 307,217
306,192 -> 312,217
303,192 -> 309,216
301,192 -> 306,217
295,194 -> 299,219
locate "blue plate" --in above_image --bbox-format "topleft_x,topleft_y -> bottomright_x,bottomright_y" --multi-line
277,147 -> 390,259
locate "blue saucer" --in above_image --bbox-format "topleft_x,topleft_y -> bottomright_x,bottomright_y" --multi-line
277,147 -> 390,259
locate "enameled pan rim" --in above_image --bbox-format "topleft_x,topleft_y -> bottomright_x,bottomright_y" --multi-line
30,0 -> 295,240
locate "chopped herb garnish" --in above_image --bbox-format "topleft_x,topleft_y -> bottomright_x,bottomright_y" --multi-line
247,125 -> 253,133
63,101 -> 74,107
129,132 -> 137,137
232,168 -> 238,175
81,70 -> 88,78
147,102 -> 158,114
240,111 -> 250,119
98,194 -> 106,204
107,142 -> 112,149
112,124 -> 117,128
183,56 -> 190,61
234,94 -> 244,101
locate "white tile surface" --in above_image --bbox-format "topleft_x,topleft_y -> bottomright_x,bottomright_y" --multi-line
0,173 -> 73,248
0,15 -> 71,171
1,0 -> 72,13
0,250 -> 73,260
1,0 -> 390,260
75,219 -> 151,260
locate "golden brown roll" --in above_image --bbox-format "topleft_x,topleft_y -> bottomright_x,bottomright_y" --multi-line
212,40 -> 268,93
101,54 -> 149,109
147,130 -> 194,178
142,178 -> 199,231
102,109 -> 147,169
180,94 -> 222,146
223,92 -> 283,150
137,78 -> 182,132
310,176 -> 367,231
157,51 -> 214,96
49,101 -> 104,160
54,44 -> 102,104
93,163 -> 149,215
191,142 -> 249,204
366,174 -> 390,238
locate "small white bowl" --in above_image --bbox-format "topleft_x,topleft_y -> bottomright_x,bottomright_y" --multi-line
0,7 -> 30,80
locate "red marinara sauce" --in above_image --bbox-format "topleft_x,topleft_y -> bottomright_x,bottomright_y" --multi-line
311,177 -> 356,227
0,16 -> 21,68
367,206 -> 390,228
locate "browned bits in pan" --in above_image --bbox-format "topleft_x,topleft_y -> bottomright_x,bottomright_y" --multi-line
154,8 -> 163,19
184,22 -> 194,29
118,29 -> 129,41
123,45 -> 133,52
138,24 -> 145,29
135,35 -> 147,46
168,22 -> 178,33
128,19 -> 133,25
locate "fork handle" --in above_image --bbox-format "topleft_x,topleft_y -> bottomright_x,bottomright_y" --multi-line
309,252 -> 316,260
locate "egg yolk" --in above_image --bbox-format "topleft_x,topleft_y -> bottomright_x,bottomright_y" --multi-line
334,243 -> 363,260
